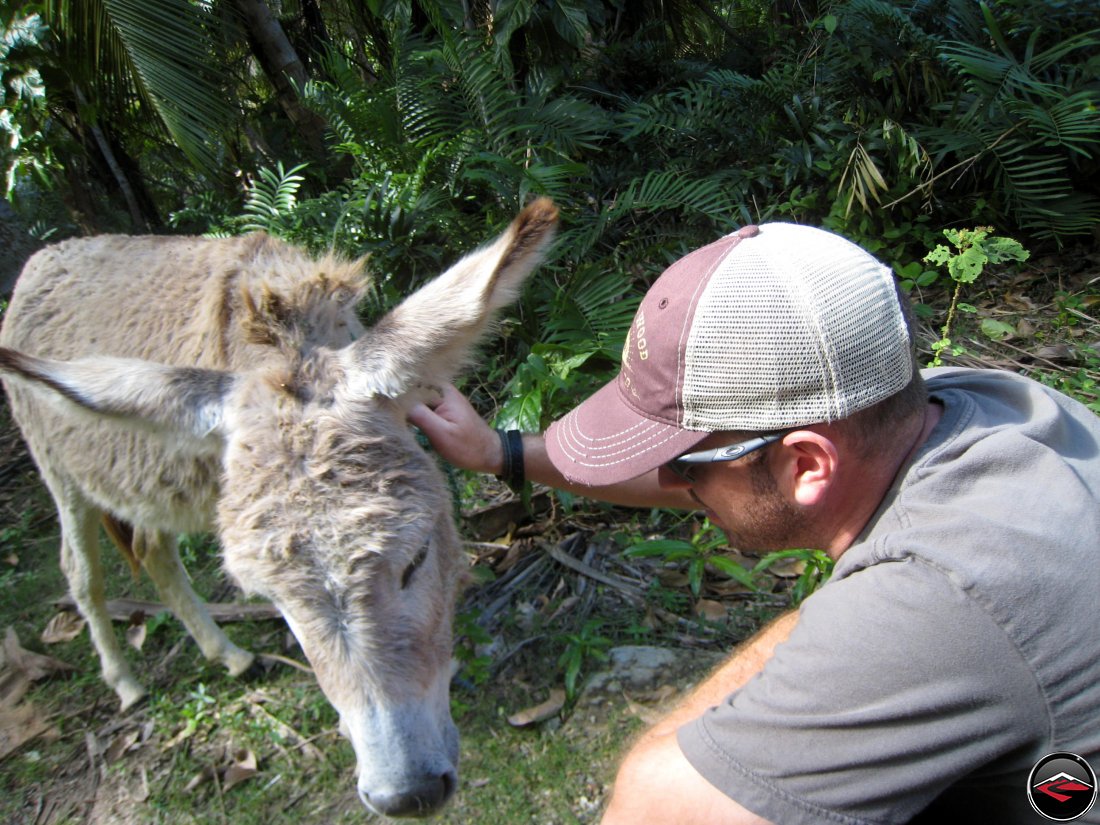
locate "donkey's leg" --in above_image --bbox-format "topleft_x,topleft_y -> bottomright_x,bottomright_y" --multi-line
56,492 -> 146,709
140,530 -> 254,676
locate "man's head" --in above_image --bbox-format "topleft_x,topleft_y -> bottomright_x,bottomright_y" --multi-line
546,223 -> 923,487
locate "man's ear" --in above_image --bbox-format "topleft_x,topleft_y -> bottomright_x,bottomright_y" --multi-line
776,430 -> 839,507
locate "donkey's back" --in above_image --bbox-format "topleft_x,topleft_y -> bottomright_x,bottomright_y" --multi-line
2,233 -> 364,365
1,233 -> 366,533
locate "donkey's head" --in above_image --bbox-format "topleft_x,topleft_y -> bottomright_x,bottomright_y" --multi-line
0,199 -> 558,817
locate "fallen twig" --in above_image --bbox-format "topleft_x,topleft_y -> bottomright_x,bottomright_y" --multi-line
258,652 -> 312,675
548,539 -> 645,599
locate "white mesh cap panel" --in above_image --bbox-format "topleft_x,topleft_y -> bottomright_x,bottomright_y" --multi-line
680,223 -> 912,431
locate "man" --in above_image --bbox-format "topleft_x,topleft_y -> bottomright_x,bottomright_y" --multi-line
409,223 -> 1100,823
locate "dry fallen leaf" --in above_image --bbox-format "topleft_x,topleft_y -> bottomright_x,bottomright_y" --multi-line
656,570 -> 690,588
547,596 -> 580,622
1034,343 -> 1076,361
184,765 -> 216,793
3,554 -> 17,567
694,599 -> 727,622
3,626 -> 74,682
507,688 -> 566,727
495,541 -> 525,574
132,767 -> 151,802
765,557 -> 806,578
105,726 -> 143,764
0,701 -> 54,760
40,611 -> 85,645
1003,292 -> 1036,312
223,748 -> 258,792
707,578 -> 752,597
622,694 -> 666,726
126,612 -> 147,651
0,627 -> 70,761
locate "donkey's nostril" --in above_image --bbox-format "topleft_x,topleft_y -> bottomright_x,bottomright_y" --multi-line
440,767 -> 457,799
360,769 -> 458,818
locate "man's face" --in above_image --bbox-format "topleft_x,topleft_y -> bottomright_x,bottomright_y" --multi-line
659,433 -> 809,555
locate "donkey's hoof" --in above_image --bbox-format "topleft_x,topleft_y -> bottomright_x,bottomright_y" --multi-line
225,648 -> 256,678
117,681 -> 148,712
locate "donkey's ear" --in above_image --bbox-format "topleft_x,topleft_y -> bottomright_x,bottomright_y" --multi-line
0,348 -> 232,447
344,198 -> 558,398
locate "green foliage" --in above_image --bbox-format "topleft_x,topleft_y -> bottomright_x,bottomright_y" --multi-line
919,2 -> 1100,243
626,520 -> 835,607
922,227 -> 1030,366
1037,351 -> 1100,416
753,549 -> 834,605
176,682 -> 218,740
626,519 -> 757,598
557,618 -> 612,701
452,608 -> 495,693
240,162 -> 308,235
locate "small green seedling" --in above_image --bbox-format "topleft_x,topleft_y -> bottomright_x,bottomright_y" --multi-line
923,227 -> 1029,367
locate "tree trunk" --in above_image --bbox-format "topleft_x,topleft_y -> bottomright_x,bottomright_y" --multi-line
73,86 -> 150,232
229,0 -> 327,156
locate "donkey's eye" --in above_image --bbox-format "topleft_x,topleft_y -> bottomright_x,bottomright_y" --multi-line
401,542 -> 430,589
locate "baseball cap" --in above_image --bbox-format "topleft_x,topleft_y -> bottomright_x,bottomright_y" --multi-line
545,223 -> 913,486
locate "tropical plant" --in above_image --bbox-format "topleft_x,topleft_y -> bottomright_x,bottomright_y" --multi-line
626,519 -> 757,599
557,617 -> 612,701
1,1 -> 238,230
239,161 -> 308,234
921,226 -> 1030,366
753,548 -> 834,605
917,2 -> 1100,243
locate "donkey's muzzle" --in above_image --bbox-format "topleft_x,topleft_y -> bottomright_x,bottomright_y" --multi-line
360,767 -> 458,818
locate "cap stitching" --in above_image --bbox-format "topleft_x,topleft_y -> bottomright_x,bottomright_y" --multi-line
553,419 -> 688,467
558,412 -> 675,455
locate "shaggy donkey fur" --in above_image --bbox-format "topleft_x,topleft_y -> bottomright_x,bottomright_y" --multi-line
0,199 -> 558,817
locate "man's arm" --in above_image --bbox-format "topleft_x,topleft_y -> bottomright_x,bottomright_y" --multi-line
600,610 -> 799,825
407,383 -> 694,509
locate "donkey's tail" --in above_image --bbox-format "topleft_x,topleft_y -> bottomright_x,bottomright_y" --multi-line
101,513 -> 143,579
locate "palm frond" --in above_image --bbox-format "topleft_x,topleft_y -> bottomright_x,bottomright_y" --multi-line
241,162 -> 307,234
49,0 -> 236,176
537,264 -> 641,361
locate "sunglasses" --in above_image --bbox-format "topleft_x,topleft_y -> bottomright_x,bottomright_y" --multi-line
665,430 -> 791,481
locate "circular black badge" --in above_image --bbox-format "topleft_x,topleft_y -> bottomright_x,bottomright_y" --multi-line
1028,752 -> 1097,821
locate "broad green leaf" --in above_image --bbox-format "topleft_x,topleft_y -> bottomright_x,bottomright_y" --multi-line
706,557 -> 757,589
980,318 -> 1016,340
948,245 -> 989,283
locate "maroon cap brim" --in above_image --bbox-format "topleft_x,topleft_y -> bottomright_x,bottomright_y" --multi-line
545,379 -> 711,486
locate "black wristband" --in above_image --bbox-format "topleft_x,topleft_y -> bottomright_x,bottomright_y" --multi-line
495,429 -> 525,491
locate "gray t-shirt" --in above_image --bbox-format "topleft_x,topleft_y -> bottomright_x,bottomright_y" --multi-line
678,367 -> 1100,824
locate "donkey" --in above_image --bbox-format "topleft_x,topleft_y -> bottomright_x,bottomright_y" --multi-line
0,198 -> 558,817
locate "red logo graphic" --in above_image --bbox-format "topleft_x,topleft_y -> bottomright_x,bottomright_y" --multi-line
1036,772 -> 1094,804
1028,753 -> 1098,821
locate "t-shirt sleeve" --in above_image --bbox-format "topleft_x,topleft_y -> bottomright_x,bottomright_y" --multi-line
677,557 -> 1047,825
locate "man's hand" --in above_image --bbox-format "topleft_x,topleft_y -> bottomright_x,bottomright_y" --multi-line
409,383 -> 695,509
407,383 -> 504,475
